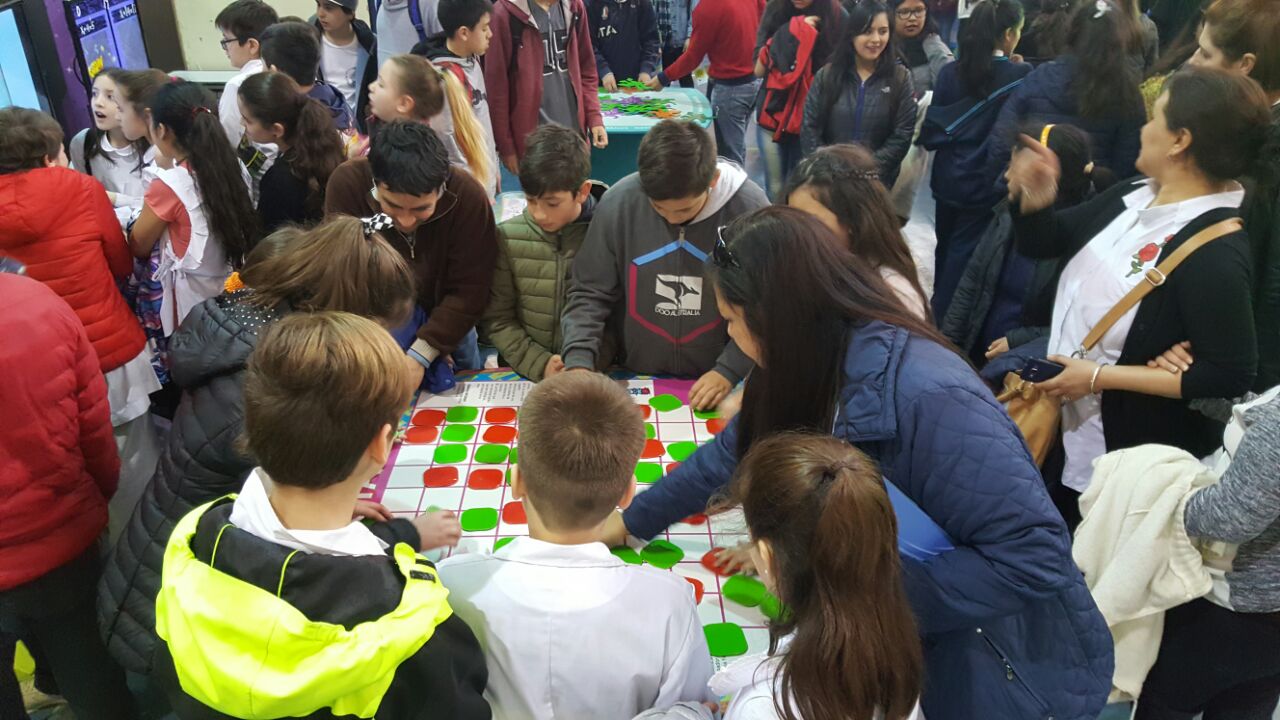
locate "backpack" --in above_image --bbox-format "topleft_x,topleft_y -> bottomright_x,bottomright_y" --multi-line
756,16 -> 819,141
368,0 -> 427,40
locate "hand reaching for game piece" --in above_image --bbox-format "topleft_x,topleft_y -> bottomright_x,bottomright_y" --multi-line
413,509 -> 462,551
643,74 -> 663,90
638,72 -> 652,86
543,354 -> 565,379
714,542 -> 758,576
689,370 -> 732,412
590,125 -> 609,149
602,73 -> 619,92
352,499 -> 392,523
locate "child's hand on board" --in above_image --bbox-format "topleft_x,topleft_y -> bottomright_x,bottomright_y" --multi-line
602,73 -> 619,92
689,370 -> 731,412
352,499 -> 392,523
413,509 -> 462,551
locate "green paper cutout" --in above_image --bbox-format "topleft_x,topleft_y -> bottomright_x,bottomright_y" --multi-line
445,406 -> 480,423
493,537 -> 514,551
474,444 -> 510,464
722,575 -> 768,607
667,441 -> 699,462
433,444 -> 468,464
645,423 -> 656,439
441,425 -> 476,442
760,593 -> 785,622
510,446 -> 519,464
634,463 -> 663,484
641,539 -> 685,569
704,623 -> 748,657
649,394 -> 683,412
460,508 -> 498,532
693,409 -> 719,420
611,546 -> 642,565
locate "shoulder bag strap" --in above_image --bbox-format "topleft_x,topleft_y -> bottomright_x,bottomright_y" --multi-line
1076,217 -> 1243,356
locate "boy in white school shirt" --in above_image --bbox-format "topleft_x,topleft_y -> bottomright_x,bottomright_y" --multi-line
439,372 -> 714,719
215,0 -> 279,184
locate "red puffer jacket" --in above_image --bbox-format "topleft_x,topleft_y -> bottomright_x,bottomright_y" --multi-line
0,273 -> 118,591
0,166 -> 146,372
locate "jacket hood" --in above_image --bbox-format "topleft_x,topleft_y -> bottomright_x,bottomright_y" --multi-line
0,167 -> 90,242
691,161 -> 749,225
167,291 -> 283,389
418,32 -> 453,60
310,82 -> 354,129
577,180 -> 609,225
155,498 -> 455,719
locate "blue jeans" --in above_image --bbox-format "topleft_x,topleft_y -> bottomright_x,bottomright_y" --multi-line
709,79 -> 761,167
391,305 -> 483,370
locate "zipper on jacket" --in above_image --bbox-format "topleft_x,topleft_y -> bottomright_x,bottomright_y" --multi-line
976,628 -> 1054,719
675,225 -> 685,375
852,79 -> 867,140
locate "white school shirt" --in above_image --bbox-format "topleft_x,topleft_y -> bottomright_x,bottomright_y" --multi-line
69,129 -> 149,205
321,34 -> 361,113
1047,179 -> 1245,492
438,536 -> 714,719
228,468 -> 390,557
218,58 -> 277,168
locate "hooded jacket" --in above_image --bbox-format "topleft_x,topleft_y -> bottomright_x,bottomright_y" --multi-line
586,0 -> 661,82
484,0 -> 604,159
623,320 -> 1115,720
0,166 -> 145,372
308,81 -> 357,132
482,182 -> 613,380
801,63 -> 917,187
417,34 -> 500,199
376,0 -> 444,65
559,162 -> 767,382
153,497 -> 489,719
314,15 -> 377,133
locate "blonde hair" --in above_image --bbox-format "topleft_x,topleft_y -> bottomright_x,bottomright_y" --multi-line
244,312 -> 416,489
387,54 -> 492,189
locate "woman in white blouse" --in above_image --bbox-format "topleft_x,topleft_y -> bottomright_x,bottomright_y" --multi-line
634,433 -> 923,720
1006,66 -> 1269,527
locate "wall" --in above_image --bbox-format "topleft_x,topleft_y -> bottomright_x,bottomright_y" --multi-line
176,0 -> 370,71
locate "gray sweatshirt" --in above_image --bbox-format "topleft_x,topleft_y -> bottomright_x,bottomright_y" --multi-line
1186,393 -> 1280,613
377,0 -> 443,66
560,162 -> 767,382
429,53 -> 499,199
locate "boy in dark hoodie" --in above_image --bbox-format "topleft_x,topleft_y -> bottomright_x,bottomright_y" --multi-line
314,0 -> 378,132
586,0 -> 661,91
560,120 -> 766,410
482,125 -> 611,381
260,21 -> 358,132
152,311 -> 489,720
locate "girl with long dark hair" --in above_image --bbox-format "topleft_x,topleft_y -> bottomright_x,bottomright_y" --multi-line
238,70 -> 346,233
925,0 -> 1029,317
69,69 -> 152,212
800,1 -> 917,187
605,205 -> 1113,720
127,80 -> 258,342
889,0 -> 952,95
783,144 -> 929,317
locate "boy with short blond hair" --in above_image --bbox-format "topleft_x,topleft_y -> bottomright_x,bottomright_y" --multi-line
153,312 -> 490,720
481,124 -> 610,381
439,371 -> 713,720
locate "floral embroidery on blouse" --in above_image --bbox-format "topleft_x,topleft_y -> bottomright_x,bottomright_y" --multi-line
1126,234 -> 1174,277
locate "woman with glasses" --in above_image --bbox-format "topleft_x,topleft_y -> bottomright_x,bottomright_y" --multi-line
605,205 -> 1114,720
890,0 -> 953,96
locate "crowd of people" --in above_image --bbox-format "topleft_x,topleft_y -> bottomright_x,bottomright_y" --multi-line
1,0 -> 1279,718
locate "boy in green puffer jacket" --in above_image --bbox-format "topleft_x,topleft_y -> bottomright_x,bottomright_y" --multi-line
483,125 -> 611,380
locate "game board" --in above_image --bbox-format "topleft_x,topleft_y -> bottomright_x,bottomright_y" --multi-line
597,89 -> 713,129
366,371 -> 776,667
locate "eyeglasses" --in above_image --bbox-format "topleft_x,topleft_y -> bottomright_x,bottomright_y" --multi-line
895,7 -> 926,18
712,226 -> 740,269
219,36 -> 245,50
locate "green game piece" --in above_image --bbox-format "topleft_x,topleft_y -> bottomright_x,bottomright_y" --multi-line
693,409 -> 719,420
723,575 -> 768,608
704,623 -> 749,657
760,592 -> 785,622
645,423 -> 657,439
504,467 -> 512,486
460,508 -> 499,532
641,539 -> 685,569
441,425 -> 476,442
433,444 -> 468,464
634,463 -> 663,484
493,537 -> 515,551
510,446 -> 519,464
611,546 -> 642,565
445,406 -> 479,423
667,441 -> 699,462
649,394 -> 683,412
425,505 -> 442,513
474,444 -> 510,464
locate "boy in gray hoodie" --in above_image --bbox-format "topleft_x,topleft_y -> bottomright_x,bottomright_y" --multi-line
560,120 -> 767,411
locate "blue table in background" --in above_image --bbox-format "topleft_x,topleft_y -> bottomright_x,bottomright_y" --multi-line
590,88 -> 713,186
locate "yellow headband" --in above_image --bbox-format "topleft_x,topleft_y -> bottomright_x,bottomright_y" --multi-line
1040,123 -> 1055,147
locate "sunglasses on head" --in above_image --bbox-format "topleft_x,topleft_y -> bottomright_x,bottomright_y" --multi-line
712,225 -> 740,269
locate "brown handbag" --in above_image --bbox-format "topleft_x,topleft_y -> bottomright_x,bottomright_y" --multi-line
997,218 -> 1242,466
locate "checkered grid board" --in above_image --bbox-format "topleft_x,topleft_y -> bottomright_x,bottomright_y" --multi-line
365,372 -> 774,664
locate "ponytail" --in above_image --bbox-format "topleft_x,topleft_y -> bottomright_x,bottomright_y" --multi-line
728,433 -> 924,720
239,71 -> 345,217
439,68 -> 492,190
957,0 -> 1024,97
149,80 -> 259,267
1069,0 -> 1144,122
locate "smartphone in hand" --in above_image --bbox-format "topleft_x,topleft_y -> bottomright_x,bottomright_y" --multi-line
1020,358 -> 1067,383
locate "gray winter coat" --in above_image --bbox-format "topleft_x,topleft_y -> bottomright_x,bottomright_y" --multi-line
801,62 -> 917,187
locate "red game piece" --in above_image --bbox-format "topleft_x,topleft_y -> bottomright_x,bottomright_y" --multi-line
485,407 -> 518,424
468,469 -> 504,489
681,513 -> 708,526
423,467 -> 459,488
483,425 -> 518,444
641,439 -> 665,459
501,501 -> 527,525
403,426 -> 439,444
666,462 -> 681,474
706,418 -> 727,435
639,405 -> 652,420
684,576 -> 705,604
411,409 -> 446,427
701,548 -> 734,577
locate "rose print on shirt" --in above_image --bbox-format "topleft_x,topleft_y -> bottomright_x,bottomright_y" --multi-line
1126,235 -> 1174,277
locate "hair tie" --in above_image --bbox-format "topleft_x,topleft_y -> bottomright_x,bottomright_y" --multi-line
190,106 -> 212,120
1040,123 -> 1055,146
362,213 -> 395,239
1092,0 -> 1111,18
